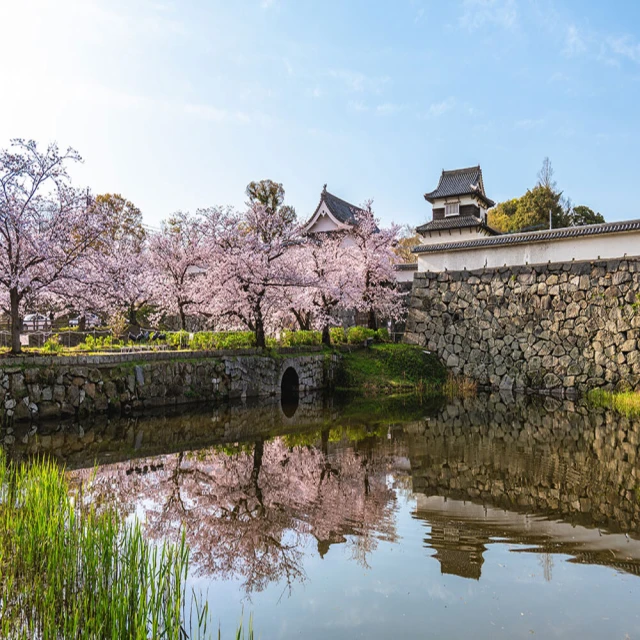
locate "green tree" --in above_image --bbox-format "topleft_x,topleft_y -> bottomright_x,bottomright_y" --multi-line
488,198 -> 519,232
488,158 -> 578,233
245,179 -> 296,237
394,224 -> 421,263
569,205 -> 605,226
514,184 -> 569,231
94,193 -> 146,247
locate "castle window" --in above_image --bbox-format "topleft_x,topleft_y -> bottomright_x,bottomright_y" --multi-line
445,202 -> 460,217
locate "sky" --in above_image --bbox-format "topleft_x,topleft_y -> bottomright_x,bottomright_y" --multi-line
2,0 -> 640,229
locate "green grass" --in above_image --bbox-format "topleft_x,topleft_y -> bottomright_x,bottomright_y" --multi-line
0,453 -> 251,639
336,343 -> 447,392
587,388 -> 640,417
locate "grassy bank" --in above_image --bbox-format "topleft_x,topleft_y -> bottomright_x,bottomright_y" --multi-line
587,388 -> 640,417
337,343 -> 448,392
0,453 -> 248,639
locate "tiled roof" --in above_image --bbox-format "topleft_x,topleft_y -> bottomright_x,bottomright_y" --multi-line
424,166 -> 495,207
412,219 -> 640,254
416,217 -> 501,235
394,262 -> 418,271
321,188 -> 365,225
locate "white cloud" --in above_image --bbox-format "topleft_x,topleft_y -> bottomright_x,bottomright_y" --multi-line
376,103 -> 402,115
563,25 -> 586,56
607,35 -> 640,64
426,97 -> 456,118
459,0 -> 517,32
328,69 -> 390,94
348,100 -> 369,112
515,118 -> 545,129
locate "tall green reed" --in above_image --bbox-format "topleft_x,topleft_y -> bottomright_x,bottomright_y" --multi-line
0,453 -> 252,639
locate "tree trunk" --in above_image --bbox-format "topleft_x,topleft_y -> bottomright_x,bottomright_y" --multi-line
291,309 -> 311,331
128,305 -> 138,327
321,324 -> 331,347
9,288 -> 22,355
254,312 -> 266,349
367,309 -> 377,330
178,305 -> 187,331
252,438 -> 265,509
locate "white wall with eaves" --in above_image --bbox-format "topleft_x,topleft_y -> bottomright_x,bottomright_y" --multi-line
416,230 -> 640,272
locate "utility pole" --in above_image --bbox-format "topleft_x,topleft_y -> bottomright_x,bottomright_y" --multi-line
549,208 -> 552,230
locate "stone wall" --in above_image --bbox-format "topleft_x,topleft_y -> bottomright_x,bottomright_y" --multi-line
405,258 -> 640,392
4,391 -> 337,467
0,349 -> 341,424
407,393 -> 640,534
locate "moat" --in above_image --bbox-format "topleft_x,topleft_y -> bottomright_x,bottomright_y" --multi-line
5,391 -> 640,639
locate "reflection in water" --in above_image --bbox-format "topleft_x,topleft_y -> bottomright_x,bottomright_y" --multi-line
5,391 -> 640,637
77,432 -> 398,594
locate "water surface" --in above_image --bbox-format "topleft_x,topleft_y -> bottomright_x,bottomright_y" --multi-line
7,392 -> 640,639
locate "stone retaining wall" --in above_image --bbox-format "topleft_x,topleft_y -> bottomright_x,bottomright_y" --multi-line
404,258 -> 640,393
0,349 -> 341,424
407,394 -> 640,533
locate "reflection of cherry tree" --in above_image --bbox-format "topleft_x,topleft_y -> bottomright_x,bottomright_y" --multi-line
76,436 -> 397,594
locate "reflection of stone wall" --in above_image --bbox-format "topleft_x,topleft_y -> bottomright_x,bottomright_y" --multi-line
405,259 -> 640,392
408,394 -> 640,532
0,351 -> 341,424
6,392 -> 336,467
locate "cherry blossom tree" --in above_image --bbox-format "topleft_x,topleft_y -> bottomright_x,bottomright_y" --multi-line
0,139 -> 108,353
69,195 -> 151,327
147,210 -> 215,330
292,234 -> 358,345
208,198 -> 304,348
349,202 -> 403,329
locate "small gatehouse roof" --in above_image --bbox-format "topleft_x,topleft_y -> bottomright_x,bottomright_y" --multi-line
424,166 -> 495,208
303,185 -> 368,232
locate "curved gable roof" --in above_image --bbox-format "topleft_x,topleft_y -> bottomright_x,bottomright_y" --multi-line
303,185 -> 366,232
424,166 -> 495,207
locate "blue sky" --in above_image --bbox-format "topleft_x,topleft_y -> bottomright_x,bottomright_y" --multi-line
2,0 -> 640,228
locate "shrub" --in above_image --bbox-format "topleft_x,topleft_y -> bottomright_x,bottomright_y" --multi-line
375,327 -> 390,343
80,334 -> 115,352
189,331 -> 215,350
185,331 -> 257,350
347,326 -> 376,345
41,335 -> 63,354
215,331 -> 256,349
280,330 -> 322,347
167,330 -> 190,349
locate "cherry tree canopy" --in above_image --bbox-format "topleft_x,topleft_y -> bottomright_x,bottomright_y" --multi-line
0,139 -> 108,353
207,202 -> 304,347
147,210 -> 215,330
349,203 -> 403,329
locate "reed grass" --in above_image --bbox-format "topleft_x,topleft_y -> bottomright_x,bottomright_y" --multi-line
587,388 -> 640,417
442,374 -> 478,399
0,453 -> 251,639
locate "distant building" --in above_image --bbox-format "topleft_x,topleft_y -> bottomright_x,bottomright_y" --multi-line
412,165 -> 640,272
416,165 -> 498,246
303,185 -> 366,235
303,184 -> 417,283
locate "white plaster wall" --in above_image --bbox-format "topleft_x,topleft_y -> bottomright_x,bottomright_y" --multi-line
431,195 -> 480,208
418,226 -> 490,245
416,230 -> 640,272
308,213 -> 340,232
394,269 -> 416,283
